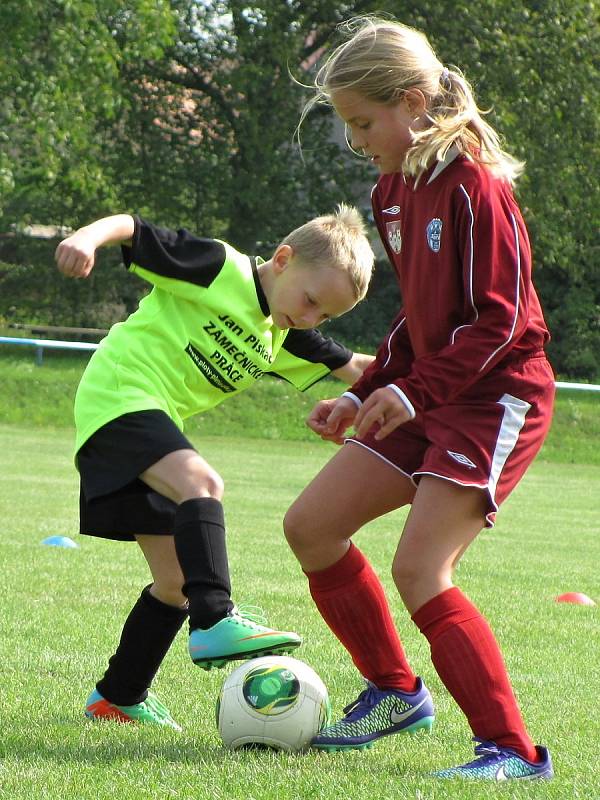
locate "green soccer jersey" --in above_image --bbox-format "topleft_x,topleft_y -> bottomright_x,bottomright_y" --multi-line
74,217 -> 352,453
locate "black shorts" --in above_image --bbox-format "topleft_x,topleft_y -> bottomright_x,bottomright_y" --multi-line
77,410 -> 197,541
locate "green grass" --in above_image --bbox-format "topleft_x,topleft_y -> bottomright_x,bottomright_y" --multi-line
0,348 -> 599,462
0,424 -> 598,799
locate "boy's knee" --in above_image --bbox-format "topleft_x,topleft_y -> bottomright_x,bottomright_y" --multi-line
143,451 -> 225,503
200,468 -> 224,500
179,464 -> 224,502
149,581 -> 188,609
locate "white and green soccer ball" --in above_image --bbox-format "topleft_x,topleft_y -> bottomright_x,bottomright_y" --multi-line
216,655 -> 330,751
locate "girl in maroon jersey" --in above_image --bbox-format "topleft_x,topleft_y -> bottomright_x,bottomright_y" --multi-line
285,16 -> 555,780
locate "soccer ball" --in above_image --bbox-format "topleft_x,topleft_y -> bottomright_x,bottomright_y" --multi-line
216,655 -> 330,751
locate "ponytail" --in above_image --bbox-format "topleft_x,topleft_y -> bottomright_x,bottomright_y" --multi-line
406,66 -> 524,183
302,16 -> 524,185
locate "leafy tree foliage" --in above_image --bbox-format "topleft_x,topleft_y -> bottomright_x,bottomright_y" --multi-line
410,0 -> 600,377
0,0 -> 177,222
113,0 -> 379,248
0,0 -> 598,377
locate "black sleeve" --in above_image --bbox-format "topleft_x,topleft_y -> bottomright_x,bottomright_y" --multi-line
121,216 -> 227,287
282,327 -> 352,370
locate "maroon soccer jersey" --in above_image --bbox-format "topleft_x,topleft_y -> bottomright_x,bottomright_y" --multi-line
350,150 -> 550,416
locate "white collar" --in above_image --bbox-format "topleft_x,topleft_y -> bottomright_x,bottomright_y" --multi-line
426,145 -> 461,185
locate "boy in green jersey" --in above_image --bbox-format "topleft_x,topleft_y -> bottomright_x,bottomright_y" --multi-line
55,206 -> 374,730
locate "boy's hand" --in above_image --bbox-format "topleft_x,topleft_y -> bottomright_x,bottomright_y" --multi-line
354,387 -> 412,440
307,396 -> 358,444
55,229 -> 98,278
55,214 -> 134,278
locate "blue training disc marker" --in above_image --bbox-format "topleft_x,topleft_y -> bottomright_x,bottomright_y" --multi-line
42,535 -> 79,548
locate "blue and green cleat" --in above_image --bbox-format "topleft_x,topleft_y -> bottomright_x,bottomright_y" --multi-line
434,739 -> 554,780
311,677 -> 434,751
85,689 -> 182,731
189,607 -> 302,670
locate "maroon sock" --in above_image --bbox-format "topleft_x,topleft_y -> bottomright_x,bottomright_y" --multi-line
305,543 -> 417,692
412,586 -> 538,762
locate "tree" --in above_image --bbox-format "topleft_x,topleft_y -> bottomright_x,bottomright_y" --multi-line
1,1 -> 598,376
0,1 -> 178,224
370,0 -> 600,377
116,0 -> 379,249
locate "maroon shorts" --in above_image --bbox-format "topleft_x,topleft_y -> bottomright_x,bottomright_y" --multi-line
347,354 -> 555,526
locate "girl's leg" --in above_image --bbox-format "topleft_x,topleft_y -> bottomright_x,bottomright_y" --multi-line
395,475 -> 538,761
284,441 -> 417,691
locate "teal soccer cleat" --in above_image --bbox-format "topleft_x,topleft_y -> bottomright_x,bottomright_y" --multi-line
189,606 -> 302,670
312,678 -> 434,751
434,739 -> 554,781
85,689 -> 182,731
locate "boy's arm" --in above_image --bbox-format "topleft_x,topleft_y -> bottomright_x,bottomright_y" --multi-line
331,352 -> 375,384
55,214 -> 134,278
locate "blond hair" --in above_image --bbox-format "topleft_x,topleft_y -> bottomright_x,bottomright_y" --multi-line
300,16 -> 524,184
281,203 -> 373,300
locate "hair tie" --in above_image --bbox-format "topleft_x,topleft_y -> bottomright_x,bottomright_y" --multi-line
440,67 -> 451,88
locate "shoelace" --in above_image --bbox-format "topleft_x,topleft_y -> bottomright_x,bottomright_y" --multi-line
470,739 -> 509,763
342,685 -> 380,720
230,603 -> 268,627
474,740 -> 501,755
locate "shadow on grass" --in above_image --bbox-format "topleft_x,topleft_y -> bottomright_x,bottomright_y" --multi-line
0,742 -> 219,766
0,719 -> 341,767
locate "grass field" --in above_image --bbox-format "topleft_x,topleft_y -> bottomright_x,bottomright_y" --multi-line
0,348 -> 599,463
0,422 -> 598,800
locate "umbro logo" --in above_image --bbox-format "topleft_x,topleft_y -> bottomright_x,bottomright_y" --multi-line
382,205 -> 401,215
447,450 -> 477,469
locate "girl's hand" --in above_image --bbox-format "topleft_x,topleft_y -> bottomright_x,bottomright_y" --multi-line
354,387 -> 412,440
306,397 -> 358,444
55,229 -> 98,278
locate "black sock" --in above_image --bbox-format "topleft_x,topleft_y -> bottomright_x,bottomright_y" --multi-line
173,497 -> 234,630
96,585 -> 188,706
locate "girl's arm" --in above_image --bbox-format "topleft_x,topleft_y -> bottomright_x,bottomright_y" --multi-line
386,182 -> 547,417
55,214 -> 135,278
306,395 -> 359,444
347,310 -> 415,402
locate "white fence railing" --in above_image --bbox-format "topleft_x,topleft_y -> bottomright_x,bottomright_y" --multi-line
1,334 -> 599,393
555,381 -> 600,393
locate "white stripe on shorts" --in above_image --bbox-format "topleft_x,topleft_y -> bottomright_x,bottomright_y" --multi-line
487,393 -> 531,504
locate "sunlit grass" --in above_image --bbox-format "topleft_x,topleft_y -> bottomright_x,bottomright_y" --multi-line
0,424 -> 598,799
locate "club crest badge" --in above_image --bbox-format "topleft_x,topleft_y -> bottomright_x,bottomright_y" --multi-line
386,220 -> 402,254
426,218 -> 443,252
